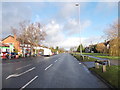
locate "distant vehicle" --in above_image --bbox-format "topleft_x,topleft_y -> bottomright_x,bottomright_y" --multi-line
43,48 -> 52,57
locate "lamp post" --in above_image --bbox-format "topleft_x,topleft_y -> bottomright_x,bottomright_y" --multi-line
75,3 -> 82,56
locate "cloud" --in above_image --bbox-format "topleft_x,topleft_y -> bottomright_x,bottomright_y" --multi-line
42,20 -> 65,47
2,2 -> 32,37
64,18 -> 91,35
42,19 -> 91,49
2,2 -> 46,38
2,2 -> 111,50
57,37 -> 86,49
82,36 -> 105,47
58,3 -> 77,19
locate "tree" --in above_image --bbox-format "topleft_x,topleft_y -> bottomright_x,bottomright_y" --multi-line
50,47 -> 56,53
70,47 -> 77,52
96,43 -> 106,53
77,44 -> 84,52
104,21 -> 120,56
11,21 -> 46,55
56,46 -> 59,50
104,21 -> 119,40
58,48 -> 65,53
109,37 -> 120,56
89,44 -> 98,53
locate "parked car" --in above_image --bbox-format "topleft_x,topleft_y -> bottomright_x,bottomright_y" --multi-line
11,52 -> 18,58
1,52 -> 8,59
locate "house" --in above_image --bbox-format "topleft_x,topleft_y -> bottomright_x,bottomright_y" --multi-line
84,47 -> 91,53
0,43 -> 14,53
2,35 -> 53,57
2,35 -> 22,54
2,35 -> 32,56
20,43 -> 31,57
0,43 -> 14,58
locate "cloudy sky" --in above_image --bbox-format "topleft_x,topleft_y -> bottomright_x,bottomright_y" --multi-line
1,0 -> 118,50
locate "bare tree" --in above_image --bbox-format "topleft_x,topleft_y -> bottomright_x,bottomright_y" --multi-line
104,22 -> 119,40
103,21 -> 120,56
11,21 -> 46,56
25,22 -> 46,46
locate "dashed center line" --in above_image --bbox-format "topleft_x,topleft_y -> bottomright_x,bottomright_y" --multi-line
45,64 -> 53,70
54,60 -> 57,62
20,76 -> 38,90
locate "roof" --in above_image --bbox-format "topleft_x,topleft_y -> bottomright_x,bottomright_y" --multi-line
0,43 -> 9,47
2,35 -> 14,41
37,44 -> 49,48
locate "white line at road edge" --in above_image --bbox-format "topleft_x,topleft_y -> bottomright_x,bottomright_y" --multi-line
6,67 -> 35,79
45,64 -> 53,70
20,76 -> 38,90
83,66 -> 90,73
16,64 -> 32,70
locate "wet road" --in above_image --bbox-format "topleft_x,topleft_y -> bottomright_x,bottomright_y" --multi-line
2,53 -> 108,89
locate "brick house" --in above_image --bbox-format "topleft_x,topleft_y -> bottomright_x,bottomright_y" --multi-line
2,35 -> 22,54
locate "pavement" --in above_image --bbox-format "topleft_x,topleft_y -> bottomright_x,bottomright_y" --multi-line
2,53 -> 108,88
83,55 -> 119,66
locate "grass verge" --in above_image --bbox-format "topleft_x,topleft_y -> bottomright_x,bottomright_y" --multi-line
71,53 -> 97,62
82,53 -> 120,60
89,65 -> 120,88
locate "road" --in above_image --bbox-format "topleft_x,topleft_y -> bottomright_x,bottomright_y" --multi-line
2,53 -> 108,89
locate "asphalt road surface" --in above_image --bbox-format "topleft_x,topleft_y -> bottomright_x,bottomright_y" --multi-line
2,53 -> 108,89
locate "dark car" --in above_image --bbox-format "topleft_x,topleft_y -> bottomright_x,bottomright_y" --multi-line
11,52 -> 18,58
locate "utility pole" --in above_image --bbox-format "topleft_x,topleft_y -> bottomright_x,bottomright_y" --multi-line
75,3 -> 82,56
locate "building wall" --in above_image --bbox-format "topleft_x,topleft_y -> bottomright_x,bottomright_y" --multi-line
2,36 -> 21,53
0,46 -> 10,52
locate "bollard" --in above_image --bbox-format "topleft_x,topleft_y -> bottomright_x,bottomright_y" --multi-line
95,62 -> 99,69
107,60 -> 110,67
82,55 -> 84,60
88,57 -> 89,59
102,63 -> 106,72
86,56 -> 89,59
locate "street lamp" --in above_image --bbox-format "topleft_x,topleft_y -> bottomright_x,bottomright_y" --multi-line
75,3 -> 83,56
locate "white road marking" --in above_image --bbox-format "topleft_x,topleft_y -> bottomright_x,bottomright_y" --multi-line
20,76 -> 38,90
6,67 -> 35,79
83,66 -> 90,73
79,63 -> 81,64
45,64 -> 53,70
54,60 -> 57,62
16,64 -> 32,70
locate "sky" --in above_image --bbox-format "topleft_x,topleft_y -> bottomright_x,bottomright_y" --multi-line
1,0 -> 118,50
